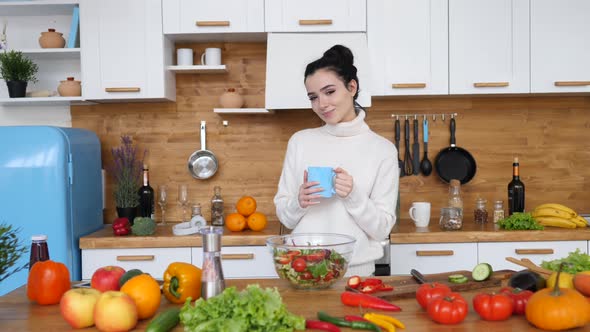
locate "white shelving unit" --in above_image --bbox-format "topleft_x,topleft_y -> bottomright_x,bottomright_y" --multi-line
167,65 -> 227,74
0,96 -> 86,106
213,108 -> 273,114
0,0 -> 79,16
12,48 -> 81,60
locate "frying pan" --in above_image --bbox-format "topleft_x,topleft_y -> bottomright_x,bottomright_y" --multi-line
434,117 -> 476,184
188,121 -> 219,179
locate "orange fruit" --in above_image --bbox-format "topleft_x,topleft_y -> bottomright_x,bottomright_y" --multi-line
120,274 -> 161,320
226,213 -> 247,232
247,212 -> 267,231
236,196 -> 257,217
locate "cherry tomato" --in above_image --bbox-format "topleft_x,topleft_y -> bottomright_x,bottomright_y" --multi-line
292,258 -> 307,272
323,271 -> 335,282
499,287 -> 533,315
286,250 -> 301,258
300,271 -> 314,280
276,255 -> 292,265
305,252 -> 325,262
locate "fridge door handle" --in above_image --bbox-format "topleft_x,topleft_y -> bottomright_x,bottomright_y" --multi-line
116,255 -> 155,261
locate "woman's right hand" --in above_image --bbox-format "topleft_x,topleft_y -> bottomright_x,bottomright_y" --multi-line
299,170 -> 323,208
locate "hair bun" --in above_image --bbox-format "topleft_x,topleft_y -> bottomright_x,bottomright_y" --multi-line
323,44 -> 354,67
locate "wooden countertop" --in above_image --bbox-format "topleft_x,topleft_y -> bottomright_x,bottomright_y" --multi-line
80,218 -> 590,249
0,275 -> 548,331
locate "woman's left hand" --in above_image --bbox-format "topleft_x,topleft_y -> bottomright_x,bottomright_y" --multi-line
334,167 -> 353,198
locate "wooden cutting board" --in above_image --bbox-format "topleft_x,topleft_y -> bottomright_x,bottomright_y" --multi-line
361,269 -> 515,301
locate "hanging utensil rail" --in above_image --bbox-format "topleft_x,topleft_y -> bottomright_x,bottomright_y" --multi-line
391,113 -> 458,122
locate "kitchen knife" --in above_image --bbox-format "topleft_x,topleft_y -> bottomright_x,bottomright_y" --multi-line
412,117 -> 420,175
395,117 -> 405,177
411,269 -> 427,284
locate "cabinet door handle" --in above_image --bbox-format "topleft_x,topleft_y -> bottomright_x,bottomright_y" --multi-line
473,82 -> 509,87
515,249 -> 554,255
221,253 -> 254,260
554,81 -> 590,87
116,255 -> 155,261
105,87 -> 141,93
392,83 -> 427,89
416,250 -> 454,256
196,21 -> 230,27
298,19 -> 333,26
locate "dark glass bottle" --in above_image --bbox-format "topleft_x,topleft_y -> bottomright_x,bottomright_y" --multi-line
508,157 -> 525,215
29,235 -> 49,270
138,164 -> 155,219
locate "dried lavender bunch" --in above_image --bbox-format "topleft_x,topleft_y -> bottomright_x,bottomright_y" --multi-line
111,135 -> 145,208
0,223 -> 28,282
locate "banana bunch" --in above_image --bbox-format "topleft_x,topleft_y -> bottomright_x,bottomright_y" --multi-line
532,203 -> 588,228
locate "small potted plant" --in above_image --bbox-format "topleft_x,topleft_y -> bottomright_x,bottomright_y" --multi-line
0,50 -> 38,98
111,135 -> 144,223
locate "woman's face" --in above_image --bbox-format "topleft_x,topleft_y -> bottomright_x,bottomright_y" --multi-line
305,69 -> 357,124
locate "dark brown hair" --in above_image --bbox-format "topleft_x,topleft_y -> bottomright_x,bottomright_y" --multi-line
304,44 -> 360,101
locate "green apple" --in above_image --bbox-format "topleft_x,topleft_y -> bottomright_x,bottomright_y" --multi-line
60,288 -> 101,328
93,291 -> 138,332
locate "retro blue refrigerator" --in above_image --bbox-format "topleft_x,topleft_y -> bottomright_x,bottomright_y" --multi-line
0,126 -> 103,296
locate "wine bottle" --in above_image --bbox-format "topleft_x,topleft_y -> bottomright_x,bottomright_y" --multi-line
507,157 -> 525,215
138,164 -> 155,219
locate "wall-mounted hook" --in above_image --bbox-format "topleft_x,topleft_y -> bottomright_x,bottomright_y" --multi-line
442,114 -> 445,122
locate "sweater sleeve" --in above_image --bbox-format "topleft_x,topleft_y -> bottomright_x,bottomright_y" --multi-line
274,136 -> 308,229
342,153 -> 399,241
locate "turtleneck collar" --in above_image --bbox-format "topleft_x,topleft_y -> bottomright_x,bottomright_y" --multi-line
321,109 -> 370,137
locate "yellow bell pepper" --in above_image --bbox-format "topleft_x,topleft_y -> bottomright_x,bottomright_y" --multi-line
162,262 -> 202,304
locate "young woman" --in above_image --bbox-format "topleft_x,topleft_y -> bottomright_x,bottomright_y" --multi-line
274,45 -> 399,276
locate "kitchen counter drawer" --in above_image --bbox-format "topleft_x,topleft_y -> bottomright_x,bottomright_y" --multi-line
81,248 -> 192,280
478,241 -> 587,271
192,246 -> 277,279
390,243 -> 478,275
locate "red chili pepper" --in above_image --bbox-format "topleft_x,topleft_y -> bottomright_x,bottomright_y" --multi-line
306,319 -> 341,332
344,315 -> 369,322
112,217 -> 131,236
347,276 -> 362,289
362,278 -> 383,286
360,284 -> 379,294
341,291 -> 402,312
377,284 -> 394,292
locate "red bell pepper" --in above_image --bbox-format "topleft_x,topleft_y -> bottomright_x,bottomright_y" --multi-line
347,275 -> 362,289
341,291 -> 402,311
499,286 -> 534,315
112,217 -> 131,236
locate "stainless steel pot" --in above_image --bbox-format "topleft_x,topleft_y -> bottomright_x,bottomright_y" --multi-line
188,121 -> 219,179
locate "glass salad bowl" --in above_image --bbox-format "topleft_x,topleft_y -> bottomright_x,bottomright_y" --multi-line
266,233 -> 356,290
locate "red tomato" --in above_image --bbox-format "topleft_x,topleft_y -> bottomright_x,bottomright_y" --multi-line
300,271 -> 314,280
499,287 -> 533,315
276,255 -> 292,265
473,292 -> 514,321
292,258 -> 307,272
427,292 -> 468,325
416,282 -> 452,309
323,271 -> 335,282
305,252 -> 325,262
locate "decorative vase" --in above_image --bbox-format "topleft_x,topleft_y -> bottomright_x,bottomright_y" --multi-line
38,29 -> 65,48
116,206 -> 138,225
57,77 -> 81,96
219,88 -> 244,108
6,81 -> 27,98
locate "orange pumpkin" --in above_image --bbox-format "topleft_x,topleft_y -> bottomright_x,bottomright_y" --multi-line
27,260 -> 71,305
525,263 -> 590,330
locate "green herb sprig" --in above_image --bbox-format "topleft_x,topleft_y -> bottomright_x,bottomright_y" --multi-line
0,223 -> 28,282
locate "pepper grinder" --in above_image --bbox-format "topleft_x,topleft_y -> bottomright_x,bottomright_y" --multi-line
200,226 -> 225,299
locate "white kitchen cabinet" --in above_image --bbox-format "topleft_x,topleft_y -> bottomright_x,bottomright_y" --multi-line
191,246 -> 277,279
368,0 -> 448,96
478,241 -> 587,272
80,0 -> 175,101
265,0 -> 366,32
163,0 -> 264,35
449,0 -> 529,94
81,248 -> 192,280
531,0 -> 590,93
390,243 -> 478,275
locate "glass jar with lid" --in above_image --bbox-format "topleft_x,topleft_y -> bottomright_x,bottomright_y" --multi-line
493,200 -> 505,223
474,197 -> 488,224
448,179 -> 463,217
440,207 -> 463,231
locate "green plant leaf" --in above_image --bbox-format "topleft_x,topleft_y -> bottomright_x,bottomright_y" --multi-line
0,50 -> 38,82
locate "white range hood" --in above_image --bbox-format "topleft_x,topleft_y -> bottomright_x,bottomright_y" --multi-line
265,33 -> 371,110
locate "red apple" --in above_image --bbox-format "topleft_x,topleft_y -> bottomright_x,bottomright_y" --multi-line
60,288 -> 101,328
573,271 -> 590,296
91,266 -> 125,292
93,291 -> 137,332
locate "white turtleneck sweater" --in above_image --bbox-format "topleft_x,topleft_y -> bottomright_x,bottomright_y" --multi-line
274,111 -> 399,276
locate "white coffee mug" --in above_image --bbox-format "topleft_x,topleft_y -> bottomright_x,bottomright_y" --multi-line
201,48 -> 222,66
177,48 -> 193,66
409,202 -> 431,227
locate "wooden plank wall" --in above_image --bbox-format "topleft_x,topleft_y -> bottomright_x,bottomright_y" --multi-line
72,42 -> 590,227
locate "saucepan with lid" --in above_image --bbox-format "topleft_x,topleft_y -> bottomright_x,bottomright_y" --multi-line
188,121 -> 218,179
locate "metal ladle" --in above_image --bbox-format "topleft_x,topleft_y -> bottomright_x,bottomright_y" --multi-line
420,118 -> 433,176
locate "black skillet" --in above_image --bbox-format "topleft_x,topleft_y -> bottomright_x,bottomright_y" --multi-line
434,117 -> 476,184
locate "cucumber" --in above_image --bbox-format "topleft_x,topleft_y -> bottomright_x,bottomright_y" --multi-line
448,274 -> 469,284
145,307 -> 181,332
118,269 -> 143,288
472,263 -> 493,281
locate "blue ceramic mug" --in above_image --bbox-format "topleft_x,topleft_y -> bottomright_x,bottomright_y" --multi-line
307,166 -> 336,198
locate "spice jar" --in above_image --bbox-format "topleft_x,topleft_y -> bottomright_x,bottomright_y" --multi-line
493,200 -> 505,223
440,207 -> 463,231
474,197 -> 488,224
29,235 -> 49,270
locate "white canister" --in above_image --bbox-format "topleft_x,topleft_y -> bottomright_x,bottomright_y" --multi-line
177,48 -> 194,66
